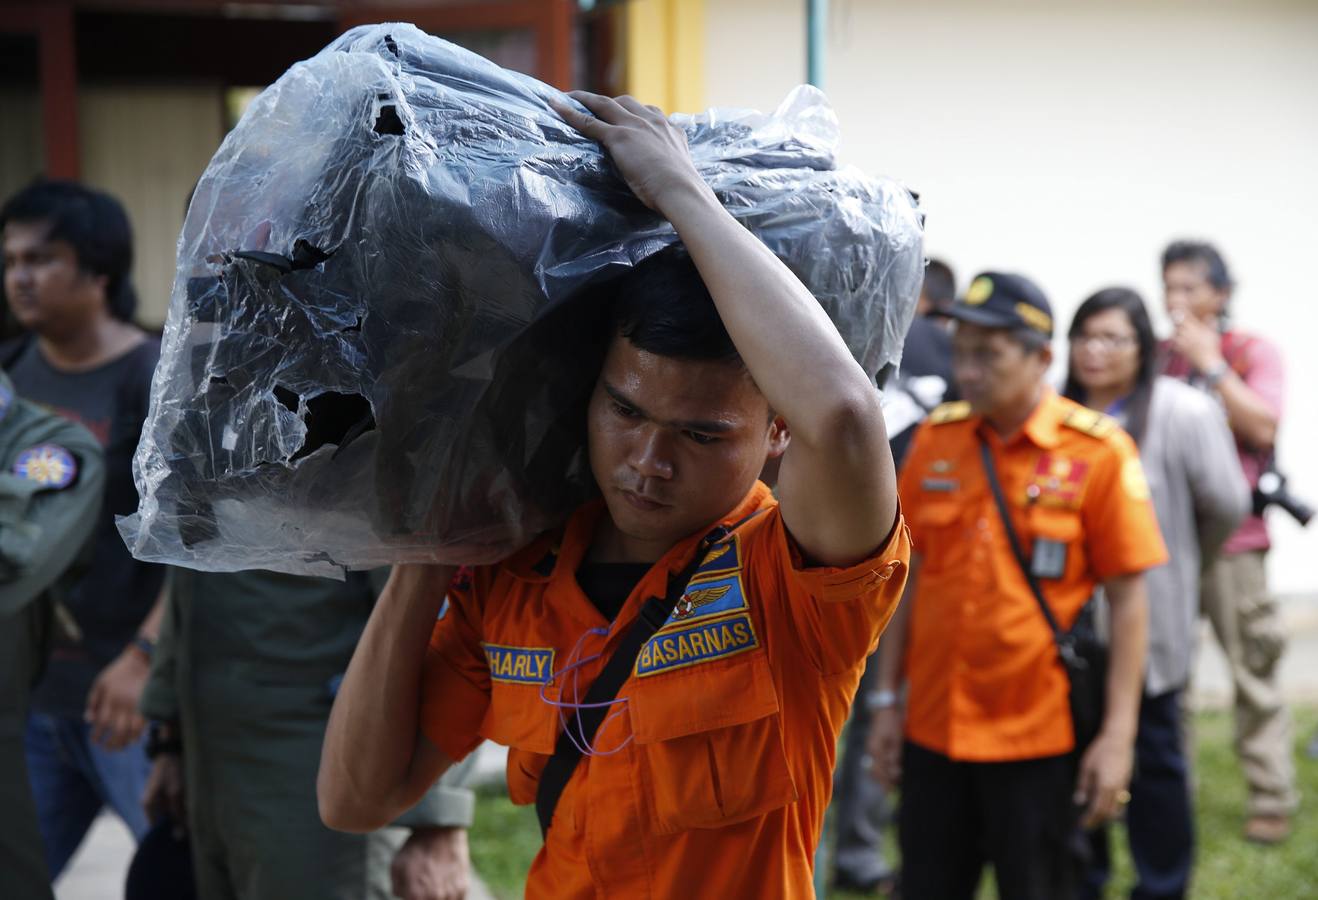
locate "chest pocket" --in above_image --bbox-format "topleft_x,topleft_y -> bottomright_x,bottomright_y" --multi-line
478,675 -> 560,806
480,679 -> 558,748
627,649 -> 798,834
914,501 -> 963,573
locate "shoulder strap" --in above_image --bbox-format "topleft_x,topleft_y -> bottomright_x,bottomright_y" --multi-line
975,435 -> 1065,644
534,510 -> 763,837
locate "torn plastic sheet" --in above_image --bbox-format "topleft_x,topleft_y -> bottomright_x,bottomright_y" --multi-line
118,23 -> 923,577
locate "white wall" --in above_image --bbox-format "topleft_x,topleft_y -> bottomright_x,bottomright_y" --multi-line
705,0 -> 1318,595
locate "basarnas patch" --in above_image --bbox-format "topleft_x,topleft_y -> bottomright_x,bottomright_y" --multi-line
13,444 -> 78,489
634,611 -> 759,677
483,643 -> 555,685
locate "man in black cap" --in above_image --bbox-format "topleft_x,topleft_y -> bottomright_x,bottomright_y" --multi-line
866,273 -> 1166,899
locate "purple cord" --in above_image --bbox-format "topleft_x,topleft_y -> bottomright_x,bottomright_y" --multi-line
538,626 -> 635,757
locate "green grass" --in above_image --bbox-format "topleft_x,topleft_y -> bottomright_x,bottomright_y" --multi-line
468,784 -> 543,899
470,708 -> 1318,899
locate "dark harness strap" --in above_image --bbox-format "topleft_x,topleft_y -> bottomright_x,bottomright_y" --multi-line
977,435 -> 1070,651
534,511 -> 762,837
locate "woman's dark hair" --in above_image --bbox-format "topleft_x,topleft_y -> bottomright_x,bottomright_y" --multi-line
1063,287 -> 1157,446
0,179 -> 138,322
609,245 -> 740,366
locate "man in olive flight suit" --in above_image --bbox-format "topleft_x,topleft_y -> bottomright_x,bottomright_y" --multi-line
141,567 -> 477,900
0,371 -> 105,900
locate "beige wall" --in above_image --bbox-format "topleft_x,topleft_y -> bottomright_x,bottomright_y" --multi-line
704,0 -> 1318,595
0,88 -> 43,206
79,85 -> 225,328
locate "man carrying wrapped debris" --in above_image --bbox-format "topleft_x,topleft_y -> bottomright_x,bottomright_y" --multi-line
317,92 -> 910,897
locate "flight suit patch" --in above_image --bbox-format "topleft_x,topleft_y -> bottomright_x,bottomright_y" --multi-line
1026,454 -> 1089,506
483,644 -> 555,685
929,401 -> 972,425
664,573 -> 749,627
13,444 -> 78,489
635,612 -> 760,677
1121,458 -> 1151,500
1061,408 -> 1117,439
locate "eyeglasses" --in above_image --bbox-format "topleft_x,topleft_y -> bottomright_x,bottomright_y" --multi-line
1071,333 -> 1136,352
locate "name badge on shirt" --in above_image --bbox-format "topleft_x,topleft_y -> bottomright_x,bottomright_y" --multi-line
1030,538 -> 1068,580
484,644 -> 555,685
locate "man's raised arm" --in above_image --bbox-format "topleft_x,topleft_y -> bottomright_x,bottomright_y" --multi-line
318,564 -> 456,832
554,93 -> 898,566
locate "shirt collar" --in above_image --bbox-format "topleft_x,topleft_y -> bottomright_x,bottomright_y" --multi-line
975,386 -> 1062,451
504,481 -> 776,584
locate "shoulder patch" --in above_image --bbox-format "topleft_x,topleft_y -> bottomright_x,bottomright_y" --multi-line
929,400 -> 972,425
1061,408 -> 1118,439
13,444 -> 78,489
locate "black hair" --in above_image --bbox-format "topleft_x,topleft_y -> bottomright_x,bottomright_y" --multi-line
609,245 -> 741,365
1062,287 -> 1157,447
921,258 -> 956,310
1161,240 -> 1233,293
0,179 -> 138,322
1007,326 -> 1051,354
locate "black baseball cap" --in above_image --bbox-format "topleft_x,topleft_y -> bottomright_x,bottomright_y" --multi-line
945,271 -> 1054,338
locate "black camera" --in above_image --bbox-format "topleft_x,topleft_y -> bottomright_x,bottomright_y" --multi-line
1253,459 -> 1313,527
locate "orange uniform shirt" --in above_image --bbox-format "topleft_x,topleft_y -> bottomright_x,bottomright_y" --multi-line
420,481 -> 910,899
899,389 -> 1167,762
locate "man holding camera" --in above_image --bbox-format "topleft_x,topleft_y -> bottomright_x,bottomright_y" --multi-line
1160,240 -> 1298,844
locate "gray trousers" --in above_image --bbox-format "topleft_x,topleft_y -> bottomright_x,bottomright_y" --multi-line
831,649 -> 895,885
0,601 -> 54,900
1201,550 -> 1298,817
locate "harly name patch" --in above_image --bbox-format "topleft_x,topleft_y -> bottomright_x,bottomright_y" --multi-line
483,644 -> 555,685
635,612 -> 759,677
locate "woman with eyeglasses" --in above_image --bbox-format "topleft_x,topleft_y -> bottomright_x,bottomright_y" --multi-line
1064,287 -> 1249,900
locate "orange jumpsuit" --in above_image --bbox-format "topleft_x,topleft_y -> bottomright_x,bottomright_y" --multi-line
420,481 -> 910,898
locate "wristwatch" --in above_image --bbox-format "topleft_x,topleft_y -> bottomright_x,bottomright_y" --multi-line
130,634 -> 156,662
864,689 -> 901,712
1202,359 -> 1230,388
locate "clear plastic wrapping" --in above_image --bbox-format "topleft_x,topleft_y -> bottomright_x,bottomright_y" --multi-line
118,23 -> 923,577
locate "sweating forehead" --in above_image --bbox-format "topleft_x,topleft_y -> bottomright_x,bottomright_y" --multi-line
600,335 -> 765,423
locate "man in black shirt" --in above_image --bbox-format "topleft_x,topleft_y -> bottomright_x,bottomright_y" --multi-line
1,180 -> 166,877
831,258 -> 957,895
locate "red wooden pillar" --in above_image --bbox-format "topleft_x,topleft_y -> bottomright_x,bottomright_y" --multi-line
0,2 -> 80,179
38,4 -> 79,179
536,0 -> 574,90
